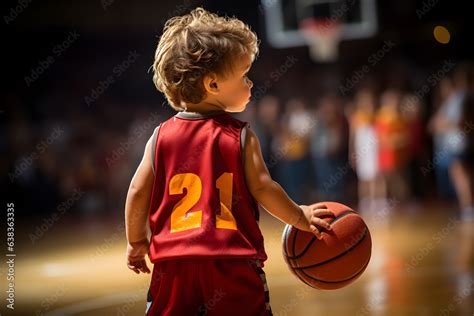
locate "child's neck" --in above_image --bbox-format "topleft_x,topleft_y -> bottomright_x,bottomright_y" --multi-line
184,101 -> 226,114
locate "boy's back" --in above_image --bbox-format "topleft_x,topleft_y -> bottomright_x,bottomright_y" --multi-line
149,111 -> 266,262
124,7 -> 333,316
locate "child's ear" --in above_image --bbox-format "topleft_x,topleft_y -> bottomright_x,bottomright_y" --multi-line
203,73 -> 219,95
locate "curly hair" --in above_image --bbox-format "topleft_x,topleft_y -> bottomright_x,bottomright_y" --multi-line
152,7 -> 259,111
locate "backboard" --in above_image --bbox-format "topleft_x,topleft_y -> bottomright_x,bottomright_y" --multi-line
262,0 -> 378,51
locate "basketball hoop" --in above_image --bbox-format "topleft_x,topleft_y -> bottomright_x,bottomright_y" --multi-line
299,18 -> 342,62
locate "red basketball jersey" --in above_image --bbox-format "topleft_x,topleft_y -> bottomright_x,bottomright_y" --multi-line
148,111 -> 267,263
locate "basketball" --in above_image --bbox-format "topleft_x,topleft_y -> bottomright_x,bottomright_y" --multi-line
282,201 -> 371,290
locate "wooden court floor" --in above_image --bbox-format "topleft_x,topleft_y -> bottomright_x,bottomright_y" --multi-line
2,202 -> 473,316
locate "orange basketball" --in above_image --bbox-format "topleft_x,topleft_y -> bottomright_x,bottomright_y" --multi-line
282,201 -> 371,290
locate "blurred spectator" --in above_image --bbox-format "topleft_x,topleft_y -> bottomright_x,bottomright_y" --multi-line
460,65 -> 474,221
400,93 -> 427,200
253,95 -> 280,168
349,89 -> 378,211
429,77 -> 456,198
429,66 -> 473,220
310,95 -> 349,201
276,99 -> 313,203
375,90 -> 408,201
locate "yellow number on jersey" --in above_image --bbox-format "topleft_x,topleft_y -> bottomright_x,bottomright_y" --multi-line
216,172 -> 237,230
169,173 -> 203,233
169,172 -> 237,233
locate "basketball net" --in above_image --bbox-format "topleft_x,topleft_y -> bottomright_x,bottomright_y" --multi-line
299,18 -> 342,63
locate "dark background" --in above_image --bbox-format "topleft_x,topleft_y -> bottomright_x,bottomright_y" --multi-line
2,0 -> 472,217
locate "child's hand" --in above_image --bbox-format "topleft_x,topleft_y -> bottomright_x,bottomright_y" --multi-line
126,238 -> 151,274
298,203 -> 334,240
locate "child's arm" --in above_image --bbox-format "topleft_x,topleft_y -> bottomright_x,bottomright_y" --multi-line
244,128 -> 333,239
124,135 -> 154,274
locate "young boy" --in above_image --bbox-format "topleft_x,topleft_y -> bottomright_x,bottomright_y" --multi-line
125,7 -> 333,315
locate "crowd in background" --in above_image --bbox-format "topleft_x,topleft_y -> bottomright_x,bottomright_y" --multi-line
4,61 -> 474,221
244,63 -> 474,221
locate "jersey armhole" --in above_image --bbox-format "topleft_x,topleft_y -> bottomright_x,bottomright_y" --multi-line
151,124 -> 161,175
240,123 -> 249,168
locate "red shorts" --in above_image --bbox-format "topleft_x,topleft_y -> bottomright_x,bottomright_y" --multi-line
145,258 -> 272,316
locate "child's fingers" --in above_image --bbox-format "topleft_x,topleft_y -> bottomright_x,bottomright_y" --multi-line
310,225 -> 323,240
311,216 -> 332,231
127,262 -> 140,274
312,209 -> 334,217
127,256 -> 150,274
312,209 -> 334,230
139,260 -> 151,274
311,203 -> 328,210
